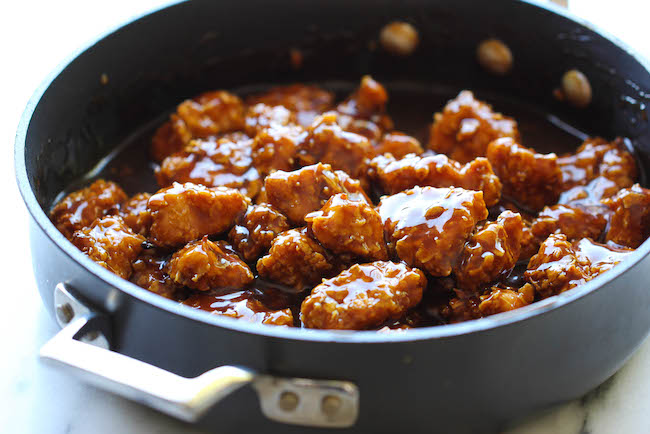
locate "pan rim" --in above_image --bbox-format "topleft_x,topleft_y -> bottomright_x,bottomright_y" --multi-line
15,0 -> 650,344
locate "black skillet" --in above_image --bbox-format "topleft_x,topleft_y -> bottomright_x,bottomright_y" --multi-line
15,0 -> 650,432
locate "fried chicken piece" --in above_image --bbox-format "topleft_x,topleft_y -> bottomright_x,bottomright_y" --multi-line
428,90 -> 519,163
454,210 -> 523,291
265,163 -> 370,225
441,295 -> 482,323
573,238 -> 633,276
148,182 -> 249,247
478,284 -> 535,316
301,261 -> 426,330
71,215 -> 145,279
256,228 -> 337,291
175,90 -> 245,138
150,116 -> 192,162
525,234 -> 590,299
368,152 -> 502,206
228,204 -> 290,262
297,112 -> 375,178
557,137 -> 637,191
335,75 -> 394,142
558,176 -> 620,209
305,193 -> 388,261
603,184 -> 650,248
183,290 -> 294,326
520,220 -> 541,261
531,204 -> 607,242
150,91 -> 246,162
374,132 -> 424,159
246,84 -> 334,127
130,251 -> 179,299
119,193 -> 152,236
251,124 -> 307,175
243,103 -> 296,137
51,179 -> 127,240
156,134 -> 262,198
487,137 -> 562,211
378,186 -> 488,276
167,237 -> 254,291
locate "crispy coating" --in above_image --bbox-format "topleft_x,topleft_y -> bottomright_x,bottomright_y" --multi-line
375,132 -> 424,159
558,137 -> 637,191
603,184 -> 650,248
168,237 -> 254,291
368,153 -> 502,206
251,124 -> 307,175
265,163 -> 370,225
525,234 -> 590,299
156,134 -> 261,198
228,204 -> 290,262
175,90 -> 245,138
246,84 -> 334,127
150,116 -> 192,162
429,90 -> 519,163
183,290 -> 294,326
379,186 -> 488,276
520,221 -> 541,261
119,193 -> 152,236
244,103 -> 296,137
477,284 -> 535,316
531,204 -> 607,242
454,211 -> 523,291
305,193 -> 388,261
148,182 -> 249,247
487,137 -> 561,211
335,76 -> 394,142
130,251 -> 179,299
301,261 -> 426,330
257,228 -> 337,291
298,112 -> 375,178
51,179 -> 127,240
71,215 -> 145,279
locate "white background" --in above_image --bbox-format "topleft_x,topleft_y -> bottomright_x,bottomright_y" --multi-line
1,1 -> 649,433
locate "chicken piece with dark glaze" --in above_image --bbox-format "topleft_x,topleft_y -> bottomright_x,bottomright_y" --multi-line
51,179 -> 127,240
428,90 -> 519,163
530,204 -> 607,242
265,163 -> 370,225
603,184 -> 650,248
244,103 -> 296,137
183,290 -> 294,326
379,186 -> 488,276
168,237 -> 254,291
573,238 -> 633,276
246,84 -> 334,127
156,134 -> 262,198
119,193 -> 152,237
71,215 -> 145,279
298,112 -> 375,179
443,284 -> 534,323
150,90 -> 245,161
305,193 -> 388,261
525,233 -> 590,299
335,75 -> 394,143
228,204 -> 290,262
148,182 -> 249,247
130,251 -> 180,300
256,228 -> 338,291
301,261 -> 426,330
368,152 -> 502,206
557,137 -> 637,191
375,131 -> 424,159
487,137 -> 562,211
251,124 -> 307,176
454,210 -> 523,291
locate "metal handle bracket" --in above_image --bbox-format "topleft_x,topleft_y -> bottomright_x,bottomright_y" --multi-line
40,283 -> 359,427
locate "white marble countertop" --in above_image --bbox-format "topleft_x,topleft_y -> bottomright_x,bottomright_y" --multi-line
2,1 -> 650,433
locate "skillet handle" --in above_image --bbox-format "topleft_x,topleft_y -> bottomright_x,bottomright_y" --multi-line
40,283 -> 359,427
